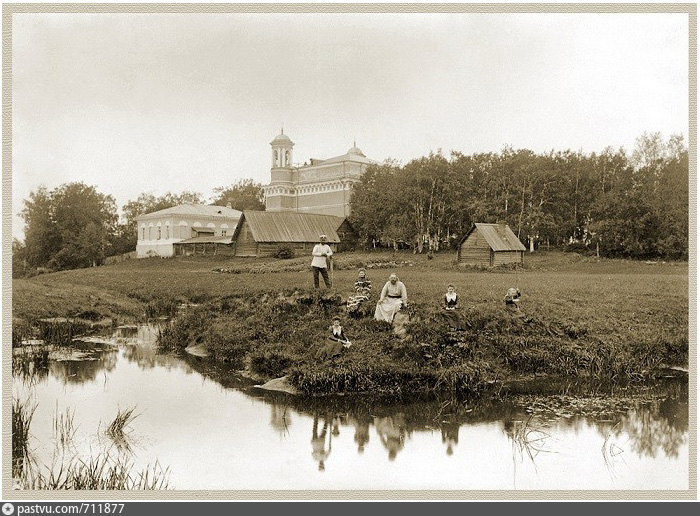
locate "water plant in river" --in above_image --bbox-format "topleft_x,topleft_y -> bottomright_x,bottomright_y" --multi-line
104,406 -> 139,444
12,347 -> 50,385
37,318 -> 91,346
52,405 -> 77,450
18,454 -> 171,490
12,396 -> 37,478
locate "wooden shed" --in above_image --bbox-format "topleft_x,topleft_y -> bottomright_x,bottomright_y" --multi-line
457,223 -> 526,266
231,211 -> 357,258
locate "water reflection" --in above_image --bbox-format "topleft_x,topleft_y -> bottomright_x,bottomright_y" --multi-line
440,421 -> 459,456
375,415 -> 408,461
12,323 -> 690,490
49,346 -> 118,384
311,416 -> 331,471
351,415 -> 371,454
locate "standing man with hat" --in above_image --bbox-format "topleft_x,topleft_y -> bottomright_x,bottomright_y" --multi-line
311,234 -> 333,289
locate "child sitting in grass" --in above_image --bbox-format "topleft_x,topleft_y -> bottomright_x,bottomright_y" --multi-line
316,317 -> 353,360
504,287 -> 521,310
444,284 -> 460,310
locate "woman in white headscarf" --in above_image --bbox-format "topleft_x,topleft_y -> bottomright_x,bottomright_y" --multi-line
374,273 -> 408,323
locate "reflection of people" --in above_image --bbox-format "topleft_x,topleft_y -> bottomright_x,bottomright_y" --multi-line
441,422 -> 460,456
351,416 -> 371,454
444,284 -> 460,310
311,235 -> 333,289
347,269 -> 372,316
316,318 -> 352,360
375,415 -> 406,461
269,403 -> 291,435
311,416 -> 331,471
374,274 -> 408,323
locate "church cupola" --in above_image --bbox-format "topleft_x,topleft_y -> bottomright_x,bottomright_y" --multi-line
270,128 -> 294,170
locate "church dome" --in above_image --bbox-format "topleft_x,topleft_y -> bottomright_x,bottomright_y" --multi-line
347,143 -> 365,156
271,130 -> 293,145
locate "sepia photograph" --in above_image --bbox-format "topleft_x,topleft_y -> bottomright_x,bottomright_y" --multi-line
2,2 -> 694,500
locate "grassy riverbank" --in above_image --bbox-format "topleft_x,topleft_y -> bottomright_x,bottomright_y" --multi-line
12,251 -> 688,395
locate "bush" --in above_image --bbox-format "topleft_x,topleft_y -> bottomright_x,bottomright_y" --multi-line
248,348 -> 300,377
275,246 -> 295,259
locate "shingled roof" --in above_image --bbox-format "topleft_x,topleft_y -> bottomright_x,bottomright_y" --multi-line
459,223 -> 527,252
136,204 -> 242,221
234,211 -> 346,243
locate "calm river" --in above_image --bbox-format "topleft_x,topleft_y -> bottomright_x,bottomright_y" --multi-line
13,325 -> 689,491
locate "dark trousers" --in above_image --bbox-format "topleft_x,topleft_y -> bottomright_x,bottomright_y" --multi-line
313,266 -> 331,288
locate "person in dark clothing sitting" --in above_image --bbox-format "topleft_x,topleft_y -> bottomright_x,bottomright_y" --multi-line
504,287 -> 521,310
316,317 -> 352,360
444,284 -> 460,310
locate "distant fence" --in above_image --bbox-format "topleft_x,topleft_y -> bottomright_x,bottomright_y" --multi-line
104,251 -> 137,265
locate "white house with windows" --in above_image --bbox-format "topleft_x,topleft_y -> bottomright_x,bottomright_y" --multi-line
135,204 -> 242,258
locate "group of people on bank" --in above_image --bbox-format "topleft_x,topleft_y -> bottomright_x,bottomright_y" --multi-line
311,234 -> 521,357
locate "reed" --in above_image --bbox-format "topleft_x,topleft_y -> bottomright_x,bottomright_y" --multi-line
19,454 -> 171,490
12,396 -> 36,477
105,406 -> 139,440
52,405 -> 77,449
13,347 -> 50,384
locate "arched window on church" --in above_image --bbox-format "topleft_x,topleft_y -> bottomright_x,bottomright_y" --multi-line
274,150 -> 279,166
285,150 -> 290,165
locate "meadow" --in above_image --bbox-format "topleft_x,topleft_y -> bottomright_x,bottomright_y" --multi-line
12,250 -> 689,396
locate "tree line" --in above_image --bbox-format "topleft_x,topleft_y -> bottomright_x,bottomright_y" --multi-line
14,179 -> 265,276
349,132 -> 688,259
14,132 -> 688,276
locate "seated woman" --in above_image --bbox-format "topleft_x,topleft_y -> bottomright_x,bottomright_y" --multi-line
347,269 -> 372,317
374,273 -> 408,323
504,287 -> 521,310
444,284 -> 460,310
316,318 -> 353,360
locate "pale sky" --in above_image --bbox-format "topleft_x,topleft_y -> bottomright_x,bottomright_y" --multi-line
11,12 -> 689,238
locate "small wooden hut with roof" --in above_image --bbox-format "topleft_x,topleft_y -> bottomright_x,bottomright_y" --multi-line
457,222 -> 526,266
231,211 -> 356,257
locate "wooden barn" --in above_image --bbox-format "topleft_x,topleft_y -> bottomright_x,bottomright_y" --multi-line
457,222 -> 526,266
231,211 -> 357,258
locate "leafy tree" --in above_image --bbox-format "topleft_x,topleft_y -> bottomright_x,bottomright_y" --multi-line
122,191 -> 204,227
211,179 -> 265,211
348,132 -> 688,259
20,182 -> 118,270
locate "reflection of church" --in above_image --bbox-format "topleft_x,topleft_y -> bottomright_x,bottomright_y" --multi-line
262,130 -> 374,217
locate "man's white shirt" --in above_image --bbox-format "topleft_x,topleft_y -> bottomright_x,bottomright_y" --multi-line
311,244 -> 333,268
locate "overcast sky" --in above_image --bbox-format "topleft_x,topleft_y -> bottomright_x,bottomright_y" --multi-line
11,12 -> 689,238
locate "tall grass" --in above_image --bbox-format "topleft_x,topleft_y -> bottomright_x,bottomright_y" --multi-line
105,406 -> 138,440
52,405 -> 77,449
14,401 -> 170,490
12,397 -> 36,477
19,454 -> 171,490
37,319 -> 91,346
13,347 -> 50,385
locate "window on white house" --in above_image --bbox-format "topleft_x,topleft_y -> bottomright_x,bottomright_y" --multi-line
222,230 -> 227,236
165,227 -> 169,239
142,228 -> 145,240
157,228 -> 161,240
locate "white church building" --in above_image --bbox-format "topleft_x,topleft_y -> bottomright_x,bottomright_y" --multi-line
262,130 -> 374,217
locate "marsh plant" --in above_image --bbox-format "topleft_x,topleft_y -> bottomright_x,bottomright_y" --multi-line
18,454 -> 171,490
13,399 -> 170,490
12,396 -> 36,477
103,406 -> 139,453
12,347 -> 49,385
52,405 -> 77,450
